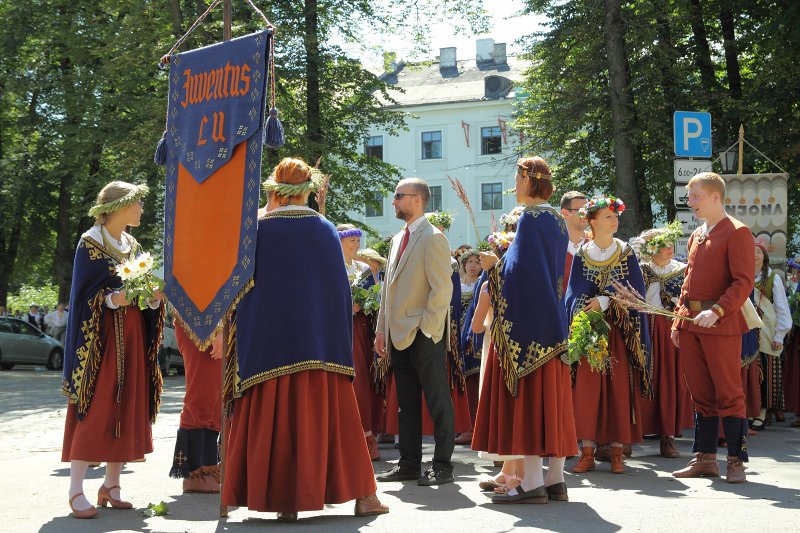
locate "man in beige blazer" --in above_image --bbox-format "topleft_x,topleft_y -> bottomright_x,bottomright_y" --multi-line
374,177 -> 455,486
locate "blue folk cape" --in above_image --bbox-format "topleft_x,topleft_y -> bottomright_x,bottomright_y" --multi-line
61,231 -> 164,422
460,271 -> 488,372
642,263 -> 686,312
741,290 -> 760,366
227,209 -> 354,402
488,205 -> 570,396
566,240 -> 652,395
448,264 -> 467,391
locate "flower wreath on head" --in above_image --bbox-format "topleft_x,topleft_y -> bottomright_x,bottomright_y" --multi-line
262,167 -> 325,196
629,220 -> 683,260
426,211 -> 455,231
577,195 -> 625,220
487,231 -> 516,252
338,227 -> 363,239
459,248 -> 481,267
88,184 -> 150,218
788,256 -> 800,271
498,206 -> 525,229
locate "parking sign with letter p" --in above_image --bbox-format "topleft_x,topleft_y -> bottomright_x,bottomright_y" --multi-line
674,111 -> 712,158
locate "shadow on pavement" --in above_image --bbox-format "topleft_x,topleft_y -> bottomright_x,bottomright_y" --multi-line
38,508 -> 149,533
484,500 -> 621,533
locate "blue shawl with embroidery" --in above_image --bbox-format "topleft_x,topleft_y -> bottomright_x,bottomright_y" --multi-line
488,205 -> 569,396
61,231 -> 163,422
566,241 -> 652,395
231,209 -> 353,397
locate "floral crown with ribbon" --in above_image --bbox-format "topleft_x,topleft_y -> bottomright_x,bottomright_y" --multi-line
629,220 -> 683,260
788,256 -> 800,270
753,235 -> 770,253
88,183 -> 150,218
577,195 -> 625,220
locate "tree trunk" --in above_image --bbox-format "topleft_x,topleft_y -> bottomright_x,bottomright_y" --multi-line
687,0 -> 723,117
656,9 -> 679,222
167,0 -> 185,49
603,0 -> 644,239
304,0 -> 322,210
719,0 -> 743,100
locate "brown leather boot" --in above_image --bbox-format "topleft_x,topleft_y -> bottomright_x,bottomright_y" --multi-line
660,436 -> 680,458
355,495 -> 390,516
572,447 -> 596,473
672,453 -> 719,478
366,435 -> 380,461
725,456 -> 746,483
610,447 -> 625,474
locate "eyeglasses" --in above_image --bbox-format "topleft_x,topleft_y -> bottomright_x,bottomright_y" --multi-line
393,193 -> 419,200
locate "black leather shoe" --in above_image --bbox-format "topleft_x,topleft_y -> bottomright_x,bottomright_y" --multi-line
376,465 -> 420,482
417,468 -> 454,486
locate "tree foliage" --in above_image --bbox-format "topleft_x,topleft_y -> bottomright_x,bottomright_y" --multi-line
518,0 -> 799,246
0,0 -> 484,306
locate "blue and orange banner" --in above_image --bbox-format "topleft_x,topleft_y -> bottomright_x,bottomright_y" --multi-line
163,30 -> 270,348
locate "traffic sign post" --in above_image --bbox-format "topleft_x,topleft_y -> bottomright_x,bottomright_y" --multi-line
674,159 -> 713,184
676,210 -> 700,236
674,111 -> 712,158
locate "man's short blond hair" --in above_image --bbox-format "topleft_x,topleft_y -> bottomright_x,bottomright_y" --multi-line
687,172 -> 726,199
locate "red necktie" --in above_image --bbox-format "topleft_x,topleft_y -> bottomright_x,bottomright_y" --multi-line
395,227 -> 410,266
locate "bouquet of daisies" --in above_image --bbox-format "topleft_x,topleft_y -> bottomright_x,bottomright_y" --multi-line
115,252 -> 163,310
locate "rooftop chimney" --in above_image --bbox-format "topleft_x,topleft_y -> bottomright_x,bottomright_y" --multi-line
476,38 -> 495,65
493,43 -> 507,66
439,47 -> 457,72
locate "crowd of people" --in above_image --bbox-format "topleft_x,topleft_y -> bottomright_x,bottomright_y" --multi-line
56,157 -> 800,521
0,303 -> 70,342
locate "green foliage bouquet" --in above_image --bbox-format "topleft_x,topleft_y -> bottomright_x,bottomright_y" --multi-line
568,309 -> 612,373
350,270 -> 381,316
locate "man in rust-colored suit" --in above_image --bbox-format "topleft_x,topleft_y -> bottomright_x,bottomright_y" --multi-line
671,172 -> 754,483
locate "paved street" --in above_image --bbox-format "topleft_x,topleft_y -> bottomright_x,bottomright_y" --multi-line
2,367 -> 799,532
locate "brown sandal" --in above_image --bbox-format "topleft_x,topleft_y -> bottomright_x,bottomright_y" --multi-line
494,479 -> 521,494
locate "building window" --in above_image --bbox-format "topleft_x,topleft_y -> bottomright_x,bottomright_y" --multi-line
365,136 -> 383,160
481,126 -> 502,155
481,182 -> 503,211
365,191 -> 384,217
428,186 -> 442,212
421,131 -> 442,159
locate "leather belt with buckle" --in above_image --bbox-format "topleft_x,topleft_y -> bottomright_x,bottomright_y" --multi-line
688,300 -> 716,312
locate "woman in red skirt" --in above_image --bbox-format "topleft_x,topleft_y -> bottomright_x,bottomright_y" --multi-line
222,158 -> 388,522
472,156 -> 577,504
61,181 -> 164,519
338,224 -> 382,460
783,258 -> 800,426
632,223 -> 693,457
566,196 -> 650,474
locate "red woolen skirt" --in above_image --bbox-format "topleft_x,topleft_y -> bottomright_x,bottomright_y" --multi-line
640,315 -> 694,435
741,359 -> 762,418
383,365 -> 473,436
783,330 -> 800,413
471,343 -> 578,457
62,308 -> 154,463
352,312 -> 379,432
222,370 -> 376,513
465,373 -> 480,429
175,324 -> 222,431
572,323 -> 643,445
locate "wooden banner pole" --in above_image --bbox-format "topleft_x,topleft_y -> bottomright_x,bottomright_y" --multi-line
220,1 -> 232,519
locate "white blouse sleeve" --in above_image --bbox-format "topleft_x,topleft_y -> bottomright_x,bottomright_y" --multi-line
771,275 -> 792,342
